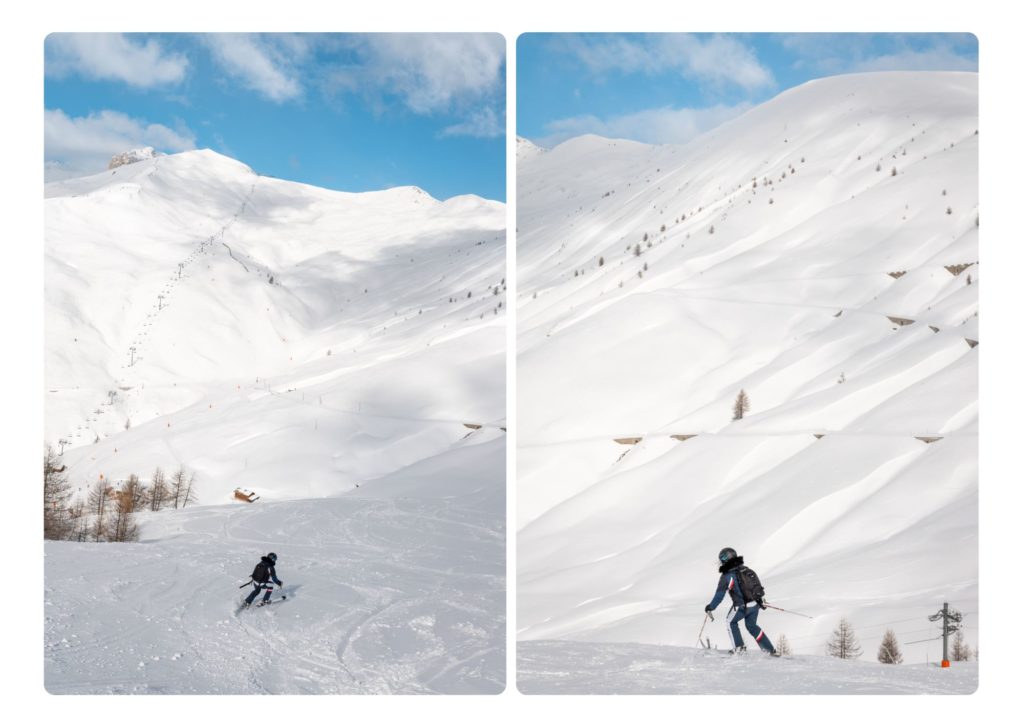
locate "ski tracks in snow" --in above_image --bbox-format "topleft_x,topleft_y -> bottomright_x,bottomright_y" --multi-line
46,482 -> 505,694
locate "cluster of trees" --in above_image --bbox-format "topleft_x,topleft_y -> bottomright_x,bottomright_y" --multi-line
44,446 -> 198,543
824,617 -> 975,664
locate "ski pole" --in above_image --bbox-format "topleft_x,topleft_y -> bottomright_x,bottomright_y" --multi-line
697,611 -> 713,647
762,603 -> 814,619
238,579 -> 253,589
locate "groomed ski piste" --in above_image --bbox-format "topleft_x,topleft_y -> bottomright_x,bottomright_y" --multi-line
44,149 -> 506,694
517,72 -> 977,693
517,640 -> 978,694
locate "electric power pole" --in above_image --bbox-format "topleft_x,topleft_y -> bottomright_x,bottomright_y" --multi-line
928,602 -> 963,668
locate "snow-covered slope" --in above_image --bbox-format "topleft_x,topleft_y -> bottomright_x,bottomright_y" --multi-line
45,432 -> 505,694
519,640 -> 976,694
517,72 -> 977,671
46,148 -> 506,500
45,149 -> 506,693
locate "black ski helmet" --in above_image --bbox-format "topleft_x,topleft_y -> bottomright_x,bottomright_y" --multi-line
718,547 -> 737,565
267,552 -> 278,562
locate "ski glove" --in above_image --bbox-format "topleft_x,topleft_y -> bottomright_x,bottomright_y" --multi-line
704,604 -> 713,613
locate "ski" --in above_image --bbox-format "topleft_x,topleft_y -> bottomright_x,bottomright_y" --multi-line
235,595 -> 287,615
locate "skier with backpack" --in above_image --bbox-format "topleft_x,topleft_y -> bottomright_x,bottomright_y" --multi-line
704,547 -> 777,655
241,552 -> 283,608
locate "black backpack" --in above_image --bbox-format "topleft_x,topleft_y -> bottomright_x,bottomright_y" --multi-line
736,565 -> 765,603
251,560 -> 270,584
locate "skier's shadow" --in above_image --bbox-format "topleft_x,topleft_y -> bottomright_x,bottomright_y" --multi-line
281,583 -> 304,599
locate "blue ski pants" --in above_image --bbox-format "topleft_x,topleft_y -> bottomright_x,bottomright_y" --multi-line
726,603 -> 775,653
245,582 -> 276,605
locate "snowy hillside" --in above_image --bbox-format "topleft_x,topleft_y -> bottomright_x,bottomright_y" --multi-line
517,72 -> 977,674
44,148 -> 506,693
46,148 -> 506,500
45,432 -> 505,694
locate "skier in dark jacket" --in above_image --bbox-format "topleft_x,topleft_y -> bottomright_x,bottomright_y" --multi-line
704,547 -> 776,654
244,552 -> 283,607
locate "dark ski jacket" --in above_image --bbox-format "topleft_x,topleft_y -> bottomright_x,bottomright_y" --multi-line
254,556 -> 282,586
707,555 -> 748,610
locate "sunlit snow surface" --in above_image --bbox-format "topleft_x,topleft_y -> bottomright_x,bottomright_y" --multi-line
517,71 -> 977,685
518,640 -> 976,694
45,433 -> 505,694
44,149 -> 506,693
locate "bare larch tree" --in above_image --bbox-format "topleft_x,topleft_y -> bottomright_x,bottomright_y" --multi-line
826,617 -> 862,659
877,629 -> 903,664
732,389 -> 750,421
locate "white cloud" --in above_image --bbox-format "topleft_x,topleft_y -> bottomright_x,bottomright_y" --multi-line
563,34 -> 773,92
204,34 -> 304,102
347,34 -> 503,113
323,33 -> 505,135
46,33 -> 188,87
779,34 -> 978,74
440,106 -> 503,139
852,48 -> 978,73
44,109 -> 196,181
534,103 -> 752,148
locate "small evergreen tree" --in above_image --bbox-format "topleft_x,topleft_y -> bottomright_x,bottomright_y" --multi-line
826,617 -> 862,659
877,629 -> 903,664
732,389 -> 750,421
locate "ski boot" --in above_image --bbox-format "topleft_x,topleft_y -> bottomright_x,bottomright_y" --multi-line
728,645 -> 747,655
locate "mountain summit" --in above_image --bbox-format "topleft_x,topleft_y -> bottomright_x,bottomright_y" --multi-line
107,146 -> 160,169
46,148 -> 506,502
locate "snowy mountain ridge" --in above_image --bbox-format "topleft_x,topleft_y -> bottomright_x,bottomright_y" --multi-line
107,146 -> 160,169
517,71 -> 977,673
46,148 -> 506,502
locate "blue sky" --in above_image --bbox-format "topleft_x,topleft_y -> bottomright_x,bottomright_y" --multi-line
518,33 -> 978,148
45,33 -> 506,200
